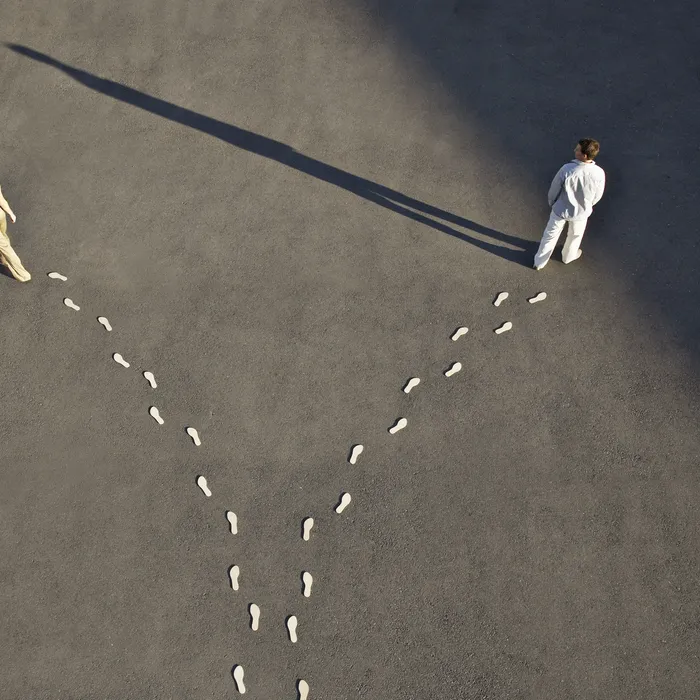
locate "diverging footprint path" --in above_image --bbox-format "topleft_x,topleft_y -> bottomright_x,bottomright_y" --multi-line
46,267 -> 548,696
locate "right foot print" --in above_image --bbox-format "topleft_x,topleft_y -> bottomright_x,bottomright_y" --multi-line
196,475 -> 212,497
48,272 -> 67,281
403,377 -> 420,393
494,291 -> 509,307
302,517 -> 314,540
451,326 -> 468,341
388,417 -> 408,434
63,298 -> 80,311
302,571 -> 313,598
229,565 -> 240,591
113,353 -> 130,368
287,615 -> 298,643
335,493 -> 351,514
444,362 -> 462,377
143,371 -> 157,388
186,427 -> 201,446
97,316 -> 112,331
149,406 -> 164,424
494,321 -> 513,334
226,511 -> 238,534
232,665 -> 246,694
249,603 -> 260,631
298,679 -> 310,700
528,292 -> 547,304
348,444 -> 363,465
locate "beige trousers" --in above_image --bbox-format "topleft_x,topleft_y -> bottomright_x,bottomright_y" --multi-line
0,209 -> 31,281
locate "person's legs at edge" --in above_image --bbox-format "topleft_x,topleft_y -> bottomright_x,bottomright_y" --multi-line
561,218 -> 588,264
534,211 -> 567,269
0,209 -> 31,282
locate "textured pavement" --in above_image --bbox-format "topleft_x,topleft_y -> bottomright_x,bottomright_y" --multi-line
1,1 -> 699,698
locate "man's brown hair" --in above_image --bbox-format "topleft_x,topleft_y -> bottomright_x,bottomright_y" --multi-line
578,138 -> 600,160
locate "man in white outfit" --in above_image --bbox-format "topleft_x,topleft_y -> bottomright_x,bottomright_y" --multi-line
534,139 -> 605,270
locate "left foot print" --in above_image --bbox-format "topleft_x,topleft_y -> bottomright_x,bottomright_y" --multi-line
494,291 -> 509,306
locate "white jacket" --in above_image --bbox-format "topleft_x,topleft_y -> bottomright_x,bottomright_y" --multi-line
548,159 -> 606,221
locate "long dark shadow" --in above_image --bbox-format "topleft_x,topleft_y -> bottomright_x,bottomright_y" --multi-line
6,43 -> 533,266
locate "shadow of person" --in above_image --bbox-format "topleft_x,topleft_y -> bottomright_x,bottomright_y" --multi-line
7,43 -> 534,266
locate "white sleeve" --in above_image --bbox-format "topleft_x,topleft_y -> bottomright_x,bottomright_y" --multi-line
547,167 -> 565,207
593,171 -> 606,206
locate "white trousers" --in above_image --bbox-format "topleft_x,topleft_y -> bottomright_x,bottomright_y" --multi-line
534,211 -> 588,268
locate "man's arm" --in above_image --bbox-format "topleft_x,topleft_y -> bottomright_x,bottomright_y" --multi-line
547,167 -> 565,207
0,186 -> 17,223
592,171 -> 606,206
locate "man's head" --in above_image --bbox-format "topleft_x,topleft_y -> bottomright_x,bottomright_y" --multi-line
575,138 -> 600,162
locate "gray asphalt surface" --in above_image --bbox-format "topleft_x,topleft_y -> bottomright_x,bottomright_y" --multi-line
1,1 -> 699,698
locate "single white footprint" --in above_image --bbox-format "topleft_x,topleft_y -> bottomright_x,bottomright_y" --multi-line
48,272 -> 67,281
287,615 -> 298,643
229,565 -> 240,591
302,571 -> 313,598
494,291 -> 509,307
249,604 -> 260,631
388,417 -> 408,434
149,406 -> 164,425
528,292 -> 547,304
113,353 -> 130,368
335,493 -> 351,514
451,326 -> 469,341
302,517 -> 314,541
97,316 -> 112,331
232,665 -> 246,694
186,427 -> 201,446
196,475 -> 212,498
403,377 -> 421,394
495,321 -> 513,334
63,298 -> 80,311
348,444 -> 363,465
298,679 -> 310,700
143,371 -> 157,388
444,362 -> 462,377
226,511 -> 238,534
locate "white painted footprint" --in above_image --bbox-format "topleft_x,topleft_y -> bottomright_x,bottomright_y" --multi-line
495,321 -> 513,334
186,427 -> 201,446
528,292 -> 547,304
298,679 -> 310,700
149,406 -> 164,425
143,371 -> 157,388
302,571 -> 313,598
451,326 -> 469,341
302,517 -> 314,540
232,665 -> 246,694
226,511 -> 238,534
229,565 -> 240,591
287,615 -> 298,643
388,417 -> 408,434
249,604 -> 260,631
348,444 -> 363,465
48,272 -> 67,281
403,377 -> 420,393
335,493 -> 351,514
494,291 -> 509,307
445,362 -> 462,377
63,298 -> 80,311
196,475 -> 212,498
113,353 -> 130,368
97,316 -> 112,331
